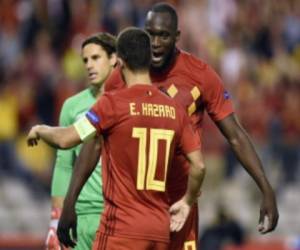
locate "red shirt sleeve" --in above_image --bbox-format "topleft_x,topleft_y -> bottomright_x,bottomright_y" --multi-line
178,107 -> 201,154
86,94 -> 116,134
104,66 -> 126,92
201,65 -> 234,121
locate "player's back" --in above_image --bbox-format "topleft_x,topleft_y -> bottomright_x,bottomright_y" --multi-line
102,49 -> 231,248
97,84 -> 186,243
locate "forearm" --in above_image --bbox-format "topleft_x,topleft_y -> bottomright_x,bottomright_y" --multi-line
217,115 -> 278,233
216,114 -> 273,194
228,130 -> 273,194
217,115 -> 273,195
63,137 -> 101,208
185,165 -> 205,205
185,151 -> 206,205
36,125 -> 80,149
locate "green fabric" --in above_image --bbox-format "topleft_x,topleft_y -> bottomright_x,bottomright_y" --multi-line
51,88 -> 104,215
74,213 -> 101,250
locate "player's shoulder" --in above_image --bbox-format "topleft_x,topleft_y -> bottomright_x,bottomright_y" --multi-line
178,50 -> 218,77
178,49 -> 208,71
99,89 -> 119,106
63,88 -> 91,107
103,87 -> 124,98
178,50 -> 222,86
154,87 -> 181,108
104,66 -> 125,92
58,89 -> 92,123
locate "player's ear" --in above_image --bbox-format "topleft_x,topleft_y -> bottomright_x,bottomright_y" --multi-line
117,58 -> 124,69
175,30 -> 180,43
109,53 -> 117,67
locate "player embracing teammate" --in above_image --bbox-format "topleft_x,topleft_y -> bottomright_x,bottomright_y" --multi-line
28,27 -> 206,250
31,2 -> 278,250
104,3 -> 279,249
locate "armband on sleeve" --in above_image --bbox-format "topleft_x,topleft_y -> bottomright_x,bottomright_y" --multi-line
73,116 -> 97,142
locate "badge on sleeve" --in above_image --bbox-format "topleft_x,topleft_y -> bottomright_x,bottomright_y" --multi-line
224,90 -> 230,100
86,110 -> 100,124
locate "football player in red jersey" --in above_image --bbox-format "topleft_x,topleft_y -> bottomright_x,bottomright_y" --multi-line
27,27 -> 206,250
104,3 -> 279,250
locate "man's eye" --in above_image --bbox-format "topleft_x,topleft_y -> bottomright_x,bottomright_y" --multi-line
149,34 -> 155,40
92,55 -> 100,60
161,33 -> 169,39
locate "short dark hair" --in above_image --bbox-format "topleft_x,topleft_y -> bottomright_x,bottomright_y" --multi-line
82,32 -> 116,56
151,2 -> 178,31
117,27 -> 151,71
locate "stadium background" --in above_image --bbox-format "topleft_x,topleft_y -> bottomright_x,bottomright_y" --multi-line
0,0 -> 299,249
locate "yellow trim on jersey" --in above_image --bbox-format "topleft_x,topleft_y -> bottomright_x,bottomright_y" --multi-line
74,116 -> 97,142
184,240 -> 196,250
188,86 -> 201,116
167,84 -> 178,98
188,102 -> 196,116
191,86 -> 201,100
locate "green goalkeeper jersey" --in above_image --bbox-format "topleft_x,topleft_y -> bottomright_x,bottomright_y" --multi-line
51,88 -> 103,215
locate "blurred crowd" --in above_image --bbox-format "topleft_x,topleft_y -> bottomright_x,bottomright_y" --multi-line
0,0 -> 299,223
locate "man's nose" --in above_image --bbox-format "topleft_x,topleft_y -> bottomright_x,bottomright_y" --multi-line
86,60 -> 93,69
152,36 -> 160,48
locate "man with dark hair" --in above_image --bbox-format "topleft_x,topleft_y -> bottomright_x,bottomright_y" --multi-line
45,32 -> 117,250
117,27 -> 152,70
105,2 -> 279,250
81,33 -> 116,58
27,27 -> 206,250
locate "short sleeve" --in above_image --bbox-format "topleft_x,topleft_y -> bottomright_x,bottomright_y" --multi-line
86,94 -> 116,134
201,65 -> 234,121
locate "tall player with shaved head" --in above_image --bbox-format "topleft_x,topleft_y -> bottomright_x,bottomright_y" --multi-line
104,3 -> 279,250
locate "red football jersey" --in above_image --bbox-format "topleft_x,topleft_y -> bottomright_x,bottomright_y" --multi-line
86,84 -> 200,242
105,49 -> 234,202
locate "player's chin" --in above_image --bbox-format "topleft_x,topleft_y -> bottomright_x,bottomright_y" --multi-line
151,60 -> 165,70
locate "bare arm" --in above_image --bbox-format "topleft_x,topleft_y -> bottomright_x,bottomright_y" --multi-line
57,136 -> 101,248
184,150 -> 206,205
216,114 -> 271,193
27,125 -> 81,149
170,150 -> 206,232
216,113 -> 279,233
63,136 -> 101,208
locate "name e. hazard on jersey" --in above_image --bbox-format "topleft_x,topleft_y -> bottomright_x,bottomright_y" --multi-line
129,102 -> 176,119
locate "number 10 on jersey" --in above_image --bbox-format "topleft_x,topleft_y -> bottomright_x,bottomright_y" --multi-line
132,128 -> 175,192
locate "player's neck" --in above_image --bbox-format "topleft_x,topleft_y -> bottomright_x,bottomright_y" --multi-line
123,69 -> 152,87
89,83 -> 104,98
